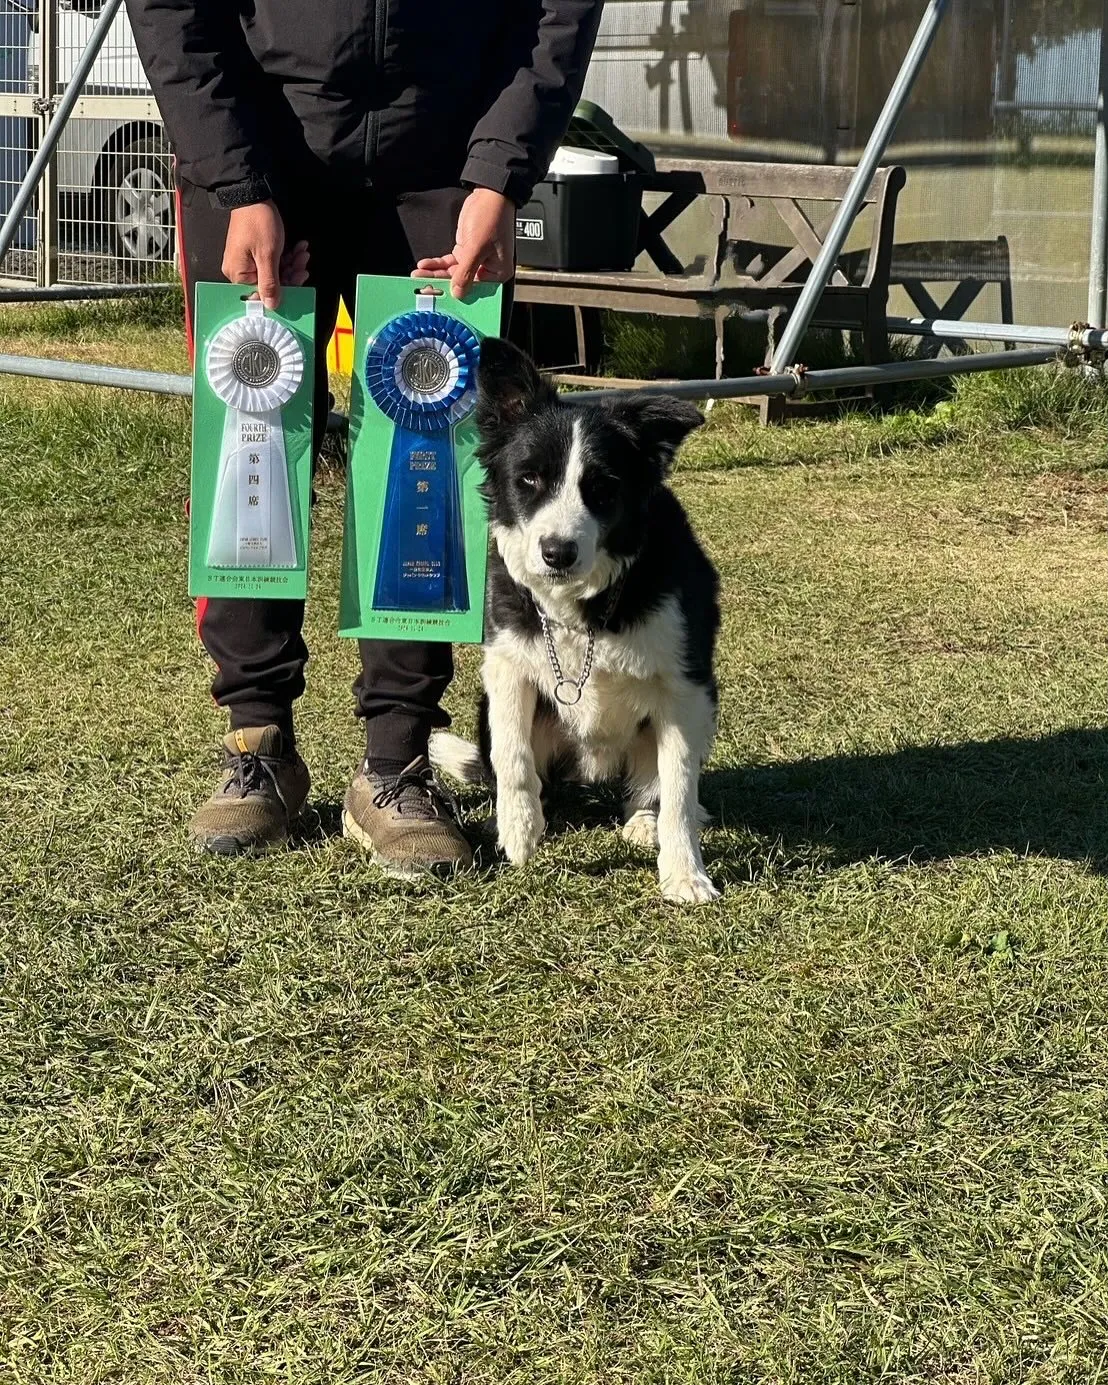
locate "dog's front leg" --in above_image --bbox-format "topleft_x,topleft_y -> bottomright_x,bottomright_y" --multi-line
655,690 -> 719,904
483,651 -> 545,865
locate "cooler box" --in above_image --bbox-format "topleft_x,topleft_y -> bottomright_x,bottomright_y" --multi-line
515,147 -> 642,272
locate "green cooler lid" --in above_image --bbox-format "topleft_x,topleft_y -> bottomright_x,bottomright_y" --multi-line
562,100 -> 656,176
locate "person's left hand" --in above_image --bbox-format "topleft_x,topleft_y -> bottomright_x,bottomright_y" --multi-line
413,187 -> 515,299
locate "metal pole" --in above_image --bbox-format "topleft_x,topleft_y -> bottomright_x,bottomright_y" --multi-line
589,369 -> 799,403
1089,0 -> 1108,328
888,316 -> 1108,350
770,0 -> 951,372
39,0 -> 58,288
0,345 -> 1059,404
777,347 -> 1057,392
0,353 -> 349,431
0,354 -> 192,394
0,282 -> 175,302
583,347 -> 1058,404
0,0 -> 124,266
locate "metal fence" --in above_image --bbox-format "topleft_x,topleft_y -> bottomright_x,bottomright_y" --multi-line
0,0 -> 1105,408
0,0 -> 171,288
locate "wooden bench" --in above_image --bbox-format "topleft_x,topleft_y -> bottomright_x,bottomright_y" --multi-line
885,237 -> 1015,356
513,157 -> 907,424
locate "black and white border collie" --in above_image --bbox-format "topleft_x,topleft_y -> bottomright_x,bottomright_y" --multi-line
430,338 -> 722,904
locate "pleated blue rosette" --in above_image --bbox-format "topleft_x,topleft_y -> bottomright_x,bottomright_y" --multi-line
365,307 -> 480,612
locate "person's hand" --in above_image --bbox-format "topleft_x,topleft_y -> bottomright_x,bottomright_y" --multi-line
413,187 -> 515,299
222,200 -> 309,309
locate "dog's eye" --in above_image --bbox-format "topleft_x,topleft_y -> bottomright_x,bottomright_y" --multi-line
518,472 -> 541,489
588,475 -> 619,506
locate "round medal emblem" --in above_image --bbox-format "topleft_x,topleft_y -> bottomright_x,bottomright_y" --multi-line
230,339 -> 282,389
401,345 -> 451,395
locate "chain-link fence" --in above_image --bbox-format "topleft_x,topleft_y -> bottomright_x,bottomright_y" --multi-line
0,0 -> 172,288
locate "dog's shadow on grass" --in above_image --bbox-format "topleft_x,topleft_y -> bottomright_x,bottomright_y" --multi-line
292,729 -> 1108,881
703,727 -> 1108,878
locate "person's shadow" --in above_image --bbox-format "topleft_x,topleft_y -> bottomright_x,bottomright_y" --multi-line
702,727 -> 1108,881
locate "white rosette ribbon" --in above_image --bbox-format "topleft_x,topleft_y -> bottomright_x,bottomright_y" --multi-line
204,300 -> 305,569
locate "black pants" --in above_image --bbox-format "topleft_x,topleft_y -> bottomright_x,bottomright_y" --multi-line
178,178 -> 491,764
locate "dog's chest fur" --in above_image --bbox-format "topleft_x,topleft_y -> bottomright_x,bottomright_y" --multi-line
488,594 -> 687,751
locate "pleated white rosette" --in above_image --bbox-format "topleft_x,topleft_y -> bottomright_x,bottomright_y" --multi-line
204,301 -> 305,569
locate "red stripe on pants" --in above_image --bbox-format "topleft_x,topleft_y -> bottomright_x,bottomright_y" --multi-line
175,174 -> 195,366
176,169 -> 208,654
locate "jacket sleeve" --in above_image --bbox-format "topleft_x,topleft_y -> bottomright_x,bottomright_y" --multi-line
124,0 -> 273,208
462,0 -> 604,207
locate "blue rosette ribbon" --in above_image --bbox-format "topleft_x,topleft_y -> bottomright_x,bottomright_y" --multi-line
365,305 -> 480,612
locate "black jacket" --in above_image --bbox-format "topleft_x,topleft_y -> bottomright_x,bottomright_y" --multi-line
125,0 -> 604,209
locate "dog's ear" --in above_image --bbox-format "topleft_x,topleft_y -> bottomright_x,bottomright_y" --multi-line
476,338 -> 557,435
611,395 -> 705,476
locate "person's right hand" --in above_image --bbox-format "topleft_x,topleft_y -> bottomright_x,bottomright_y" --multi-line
222,200 -> 309,309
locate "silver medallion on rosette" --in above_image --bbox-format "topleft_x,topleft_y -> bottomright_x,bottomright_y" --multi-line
205,299 -> 305,569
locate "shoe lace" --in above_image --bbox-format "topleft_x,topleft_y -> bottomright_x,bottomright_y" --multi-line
223,751 -> 277,800
371,764 -> 460,823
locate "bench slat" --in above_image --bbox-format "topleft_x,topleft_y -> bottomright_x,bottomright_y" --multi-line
651,158 -> 895,203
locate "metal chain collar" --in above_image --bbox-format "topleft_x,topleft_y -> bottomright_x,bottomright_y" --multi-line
536,577 -> 625,707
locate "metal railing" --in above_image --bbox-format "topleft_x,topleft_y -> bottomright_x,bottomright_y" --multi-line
0,0 -> 1104,414
0,344 -> 1066,412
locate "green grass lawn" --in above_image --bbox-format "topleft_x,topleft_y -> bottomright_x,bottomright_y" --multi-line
3,298 -> 1108,1383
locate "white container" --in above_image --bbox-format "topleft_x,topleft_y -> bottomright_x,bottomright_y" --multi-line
547,147 -> 621,178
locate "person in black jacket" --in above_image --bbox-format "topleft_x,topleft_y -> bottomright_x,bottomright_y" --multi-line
125,0 -> 604,873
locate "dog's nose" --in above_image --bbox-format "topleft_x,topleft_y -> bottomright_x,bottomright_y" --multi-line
540,537 -> 579,570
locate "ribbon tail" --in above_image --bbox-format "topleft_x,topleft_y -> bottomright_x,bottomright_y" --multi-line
265,413 -> 297,569
206,409 -> 242,568
443,434 -> 469,613
373,424 -> 463,612
372,435 -> 405,607
206,408 -> 297,570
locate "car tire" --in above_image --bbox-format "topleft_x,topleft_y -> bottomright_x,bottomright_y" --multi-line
101,135 -> 175,265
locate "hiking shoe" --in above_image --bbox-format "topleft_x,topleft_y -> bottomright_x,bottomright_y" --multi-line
342,755 -> 473,879
190,725 -> 310,856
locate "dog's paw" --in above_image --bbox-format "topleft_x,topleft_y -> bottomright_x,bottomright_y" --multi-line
660,868 -> 721,904
497,791 -> 546,865
622,809 -> 659,851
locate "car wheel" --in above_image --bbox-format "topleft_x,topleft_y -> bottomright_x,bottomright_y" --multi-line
103,136 -> 175,264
